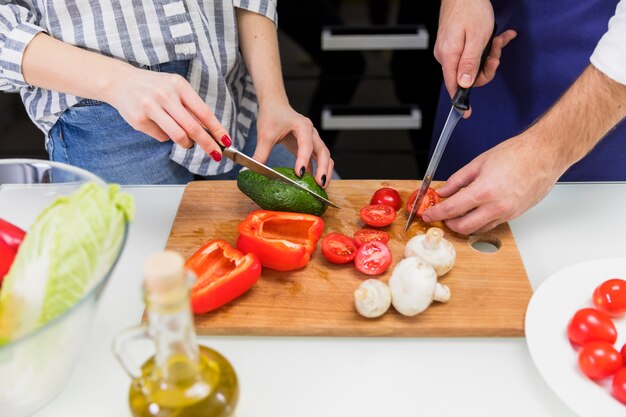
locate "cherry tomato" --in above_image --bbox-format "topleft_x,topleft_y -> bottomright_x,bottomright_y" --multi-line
578,342 -> 623,380
353,229 -> 390,247
354,241 -> 392,276
621,343 -> 626,365
360,204 -> 396,228
567,308 -> 617,346
370,187 -> 402,211
321,233 -> 357,264
593,278 -> 626,317
613,368 -> 626,405
406,187 -> 440,216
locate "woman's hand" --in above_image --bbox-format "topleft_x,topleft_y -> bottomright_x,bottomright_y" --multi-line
253,100 -> 334,188
105,66 -> 230,161
435,0 -> 516,115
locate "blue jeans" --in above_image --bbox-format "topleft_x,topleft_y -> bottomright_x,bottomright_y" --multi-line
48,61 -> 296,184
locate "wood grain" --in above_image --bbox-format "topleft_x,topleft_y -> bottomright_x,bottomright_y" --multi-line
165,180 -> 533,337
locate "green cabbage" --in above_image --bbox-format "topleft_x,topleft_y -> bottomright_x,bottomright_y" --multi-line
0,183 -> 134,343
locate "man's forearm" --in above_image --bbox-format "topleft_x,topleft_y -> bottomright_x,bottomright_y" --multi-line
528,64 -> 626,176
235,9 -> 288,106
22,33 -> 134,102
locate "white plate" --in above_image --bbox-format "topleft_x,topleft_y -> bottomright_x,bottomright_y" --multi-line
526,258 -> 626,417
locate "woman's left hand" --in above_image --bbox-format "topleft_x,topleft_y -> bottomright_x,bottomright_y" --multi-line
253,100 -> 334,188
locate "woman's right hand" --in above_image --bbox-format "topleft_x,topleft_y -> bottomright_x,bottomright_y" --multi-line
105,66 -> 230,161
434,0 -> 517,102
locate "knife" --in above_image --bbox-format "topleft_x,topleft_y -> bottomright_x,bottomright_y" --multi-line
216,142 -> 340,209
404,26 -> 497,232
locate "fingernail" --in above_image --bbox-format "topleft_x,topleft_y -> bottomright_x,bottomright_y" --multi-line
321,175 -> 327,186
299,166 -> 305,177
210,150 -> 222,162
221,134 -> 232,147
459,73 -> 472,86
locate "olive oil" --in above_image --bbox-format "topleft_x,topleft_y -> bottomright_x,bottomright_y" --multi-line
116,251 -> 238,417
129,346 -> 238,417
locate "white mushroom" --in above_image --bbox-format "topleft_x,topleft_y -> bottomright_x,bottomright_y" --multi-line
389,257 -> 451,317
404,227 -> 456,276
354,279 -> 391,318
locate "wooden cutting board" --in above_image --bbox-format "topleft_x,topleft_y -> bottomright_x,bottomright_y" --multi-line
165,180 -> 532,337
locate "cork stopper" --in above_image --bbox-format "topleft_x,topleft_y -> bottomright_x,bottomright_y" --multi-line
143,250 -> 187,295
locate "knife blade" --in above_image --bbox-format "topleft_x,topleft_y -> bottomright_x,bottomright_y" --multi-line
404,26 -> 497,232
220,145 -> 341,209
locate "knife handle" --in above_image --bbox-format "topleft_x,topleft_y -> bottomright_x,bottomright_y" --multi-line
452,24 -> 498,111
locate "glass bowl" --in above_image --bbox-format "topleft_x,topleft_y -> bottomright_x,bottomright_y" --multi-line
0,159 -> 129,417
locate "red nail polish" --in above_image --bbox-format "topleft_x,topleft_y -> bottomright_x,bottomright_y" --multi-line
210,150 -> 222,162
221,135 -> 232,147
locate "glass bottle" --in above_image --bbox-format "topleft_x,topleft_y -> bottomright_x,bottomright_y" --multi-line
113,251 -> 238,417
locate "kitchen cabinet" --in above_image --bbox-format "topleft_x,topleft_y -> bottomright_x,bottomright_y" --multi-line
278,0 -> 442,179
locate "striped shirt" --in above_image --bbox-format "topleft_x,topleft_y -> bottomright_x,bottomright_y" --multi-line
0,0 -> 277,175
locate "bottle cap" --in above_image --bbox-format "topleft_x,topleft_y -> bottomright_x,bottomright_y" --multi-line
143,250 -> 187,295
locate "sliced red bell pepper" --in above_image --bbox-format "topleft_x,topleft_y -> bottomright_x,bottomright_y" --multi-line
185,239 -> 261,314
0,218 -> 26,286
236,210 -> 325,271
0,218 -> 26,251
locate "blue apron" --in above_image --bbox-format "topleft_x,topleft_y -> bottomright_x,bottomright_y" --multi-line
431,1 -> 626,181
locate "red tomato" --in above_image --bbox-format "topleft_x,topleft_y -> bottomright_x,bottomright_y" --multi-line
370,187 -> 402,211
613,368 -> 626,405
353,229 -> 390,247
578,342 -> 623,380
567,308 -> 617,346
321,233 -> 357,264
593,278 -> 626,317
406,187 -> 441,216
354,241 -> 392,276
621,343 -> 626,365
0,239 -> 16,284
360,204 -> 396,228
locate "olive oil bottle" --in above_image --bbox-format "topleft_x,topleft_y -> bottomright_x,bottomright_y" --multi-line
114,251 -> 238,417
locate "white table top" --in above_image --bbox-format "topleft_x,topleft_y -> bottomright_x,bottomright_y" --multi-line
28,182 -> 626,417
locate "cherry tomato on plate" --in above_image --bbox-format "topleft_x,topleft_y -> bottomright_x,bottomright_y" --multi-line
406,187 -> 440,216
360,204 -> 396,228
321,233 -> 358,264
370,187 -> 402,211
354,241 -> 392,276
578,341 -> 623,380
613,368 -> 626,405
567,308 -> 617,346
353,229 -> 389,247
593,278 -> 626,317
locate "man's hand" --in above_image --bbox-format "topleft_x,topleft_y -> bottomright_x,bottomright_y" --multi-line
422,65 -> 626,235
421,135 -> 561,234
435,0 -> 516,115
253,100 -> 334,188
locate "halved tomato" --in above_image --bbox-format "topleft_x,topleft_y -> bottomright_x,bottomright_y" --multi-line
354,241 -> 392,276
321,233 -> 357,264
406,187 -> 440,216
360,204 -> 396,227
353,229 -> 390,247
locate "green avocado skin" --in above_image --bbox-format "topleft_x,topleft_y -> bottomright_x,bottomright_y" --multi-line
237,167 -> 328,216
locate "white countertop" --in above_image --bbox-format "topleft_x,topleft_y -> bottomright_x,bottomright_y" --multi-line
28,183 -> 626,417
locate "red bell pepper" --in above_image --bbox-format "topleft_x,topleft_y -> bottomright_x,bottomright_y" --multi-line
185,239 -> 261,314
0,218 -> 26,286
236,210 -> 325,271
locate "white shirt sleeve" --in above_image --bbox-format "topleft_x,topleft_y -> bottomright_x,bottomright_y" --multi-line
590,0 -> 626,85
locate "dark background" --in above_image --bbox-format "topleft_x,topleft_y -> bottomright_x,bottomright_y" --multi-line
0,0 -> 441,179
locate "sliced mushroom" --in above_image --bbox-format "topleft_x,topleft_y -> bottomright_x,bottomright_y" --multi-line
354,279 -> 392,318
404,227 -> 456,276
389,257 -> 451,317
